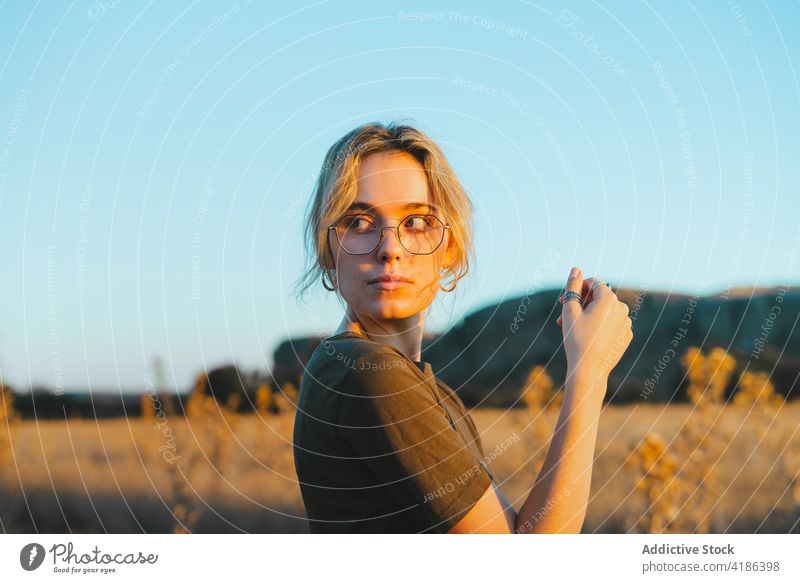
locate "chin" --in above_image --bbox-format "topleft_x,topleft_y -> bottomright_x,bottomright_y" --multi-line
365,300 -> 418,320
375,300 -> 419,320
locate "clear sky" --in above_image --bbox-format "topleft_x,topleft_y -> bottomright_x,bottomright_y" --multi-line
1,1 -> 798,393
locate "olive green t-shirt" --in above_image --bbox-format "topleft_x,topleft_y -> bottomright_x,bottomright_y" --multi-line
292,331 -> 495,533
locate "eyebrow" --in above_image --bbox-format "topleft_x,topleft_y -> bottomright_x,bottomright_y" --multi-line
345,201 -> 438,214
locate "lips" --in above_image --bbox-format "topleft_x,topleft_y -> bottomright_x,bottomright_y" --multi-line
368,274 -> 413,284
368,274 -> 413,291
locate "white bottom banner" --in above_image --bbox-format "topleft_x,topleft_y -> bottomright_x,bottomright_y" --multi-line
1,534 -> 797,582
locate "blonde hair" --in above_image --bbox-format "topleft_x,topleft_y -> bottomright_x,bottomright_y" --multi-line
293,120 -> 475,302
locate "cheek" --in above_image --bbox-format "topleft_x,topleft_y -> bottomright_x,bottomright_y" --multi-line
412,257 -> 445,295
335,258 -> 360,295
423,252 -> 447,280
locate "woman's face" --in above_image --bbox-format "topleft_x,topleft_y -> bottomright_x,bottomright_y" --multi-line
328,150 -> 455,322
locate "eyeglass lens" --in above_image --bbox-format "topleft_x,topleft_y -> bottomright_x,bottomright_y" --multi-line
333,214 -> 445,255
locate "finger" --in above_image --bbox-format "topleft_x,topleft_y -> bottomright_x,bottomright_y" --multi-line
582,277 -> 599,306
591,281 -> 614,300
584,281 -> 615,314
558,272 -> 595,324
560,266 -> 583,326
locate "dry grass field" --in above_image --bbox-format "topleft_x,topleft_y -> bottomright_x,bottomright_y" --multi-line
473,403 -> 799,533
1,348 -> 798,533
0,402 -> 798,533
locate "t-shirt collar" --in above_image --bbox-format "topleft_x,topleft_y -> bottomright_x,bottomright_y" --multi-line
325,330 -> 432,373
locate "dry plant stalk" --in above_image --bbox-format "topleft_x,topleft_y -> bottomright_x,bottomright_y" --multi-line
626,433 -> 680,533
730,363 -> 795,521
140,393 -> 156,422
0,382 -> 19,478
733,370 -> 784,445
520,365 -> 562,478
170,371 -> 241,533
670,347 -> 735,532
281,382 -> 299,409
255,383 -> 274,416
738,373 -> 800,524
734,370 -> 783,409
629,346 -> 736,533
167,371 -> 206,533
0,381 -> 20,530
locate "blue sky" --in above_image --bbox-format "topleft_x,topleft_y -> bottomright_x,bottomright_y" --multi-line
1,1 -> 798,392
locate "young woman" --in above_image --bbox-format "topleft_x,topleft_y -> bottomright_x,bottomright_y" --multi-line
292,121 -> 633,533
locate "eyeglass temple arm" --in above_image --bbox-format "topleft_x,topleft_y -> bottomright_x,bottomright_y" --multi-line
328,224 -> 450,229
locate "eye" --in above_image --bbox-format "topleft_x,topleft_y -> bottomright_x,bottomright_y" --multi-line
403,215 -> 434,231
341,214 -> 376,233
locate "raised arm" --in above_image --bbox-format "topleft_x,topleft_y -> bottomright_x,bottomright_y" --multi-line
448,267 -> 633,534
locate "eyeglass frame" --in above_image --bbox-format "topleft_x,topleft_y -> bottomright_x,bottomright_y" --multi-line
327,212 -> 451,256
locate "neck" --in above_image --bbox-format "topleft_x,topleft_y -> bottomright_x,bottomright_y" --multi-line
333,307 -> 425,362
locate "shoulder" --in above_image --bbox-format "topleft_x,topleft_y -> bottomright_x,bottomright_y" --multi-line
333,350 -> 439,430
339,351 -> 425,400
303,336 -> 426,398
304,335 -> 394,383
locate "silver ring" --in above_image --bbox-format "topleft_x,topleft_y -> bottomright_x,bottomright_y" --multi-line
591,281 -> 610,292
559,290 -> 582,305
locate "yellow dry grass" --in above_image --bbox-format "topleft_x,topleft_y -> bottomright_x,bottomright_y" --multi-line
621,346 -> 797,533
518,365 -> 563,481
0,354 -> 796,533
0,380 -> 19,480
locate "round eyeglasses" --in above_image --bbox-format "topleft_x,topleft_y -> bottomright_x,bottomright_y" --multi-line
328,213 -> 450,255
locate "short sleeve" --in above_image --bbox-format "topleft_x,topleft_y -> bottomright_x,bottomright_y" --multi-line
336,352 -> 493,533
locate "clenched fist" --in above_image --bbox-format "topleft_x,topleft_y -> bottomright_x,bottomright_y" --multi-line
557,267 -> 633,381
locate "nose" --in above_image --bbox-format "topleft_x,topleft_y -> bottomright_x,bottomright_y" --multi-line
376,225 -> 405,262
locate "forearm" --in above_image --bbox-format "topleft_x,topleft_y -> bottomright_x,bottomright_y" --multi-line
514,368 -> 605,533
